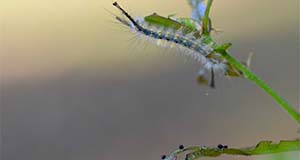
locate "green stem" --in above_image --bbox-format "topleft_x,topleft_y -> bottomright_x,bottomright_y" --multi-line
171,140 -> 300,159
220,50 -> 300,124
201,0 -> 299,124
202,0 -> 213,34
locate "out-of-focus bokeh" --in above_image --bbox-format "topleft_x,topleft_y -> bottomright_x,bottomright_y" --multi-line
1,0 -> 299,160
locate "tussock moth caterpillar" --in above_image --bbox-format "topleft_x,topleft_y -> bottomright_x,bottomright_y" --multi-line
112,2 -> 241,88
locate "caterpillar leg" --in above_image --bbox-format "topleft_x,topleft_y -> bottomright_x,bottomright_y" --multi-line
197,68 -> 215,89
210,68 -> 215,88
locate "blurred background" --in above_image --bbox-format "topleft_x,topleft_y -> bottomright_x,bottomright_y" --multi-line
1,0 -> 299,160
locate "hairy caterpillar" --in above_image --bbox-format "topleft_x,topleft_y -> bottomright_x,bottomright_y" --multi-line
113,2 -> 240,88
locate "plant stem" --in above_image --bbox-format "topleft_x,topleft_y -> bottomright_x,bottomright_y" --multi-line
220,50 -> 300,124
202,0 -> 213,34
171,140 -> 300,159
201,0 -> 299,125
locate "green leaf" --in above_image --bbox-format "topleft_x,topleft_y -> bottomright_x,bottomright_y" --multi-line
144,14 -> 200,34
242,140 -> 300,155
176,18 -> 199,30
144,13 -> 182,30
170,140 -> 300,160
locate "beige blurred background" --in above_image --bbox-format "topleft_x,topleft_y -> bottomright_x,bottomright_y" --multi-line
1,0 -> 299,160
